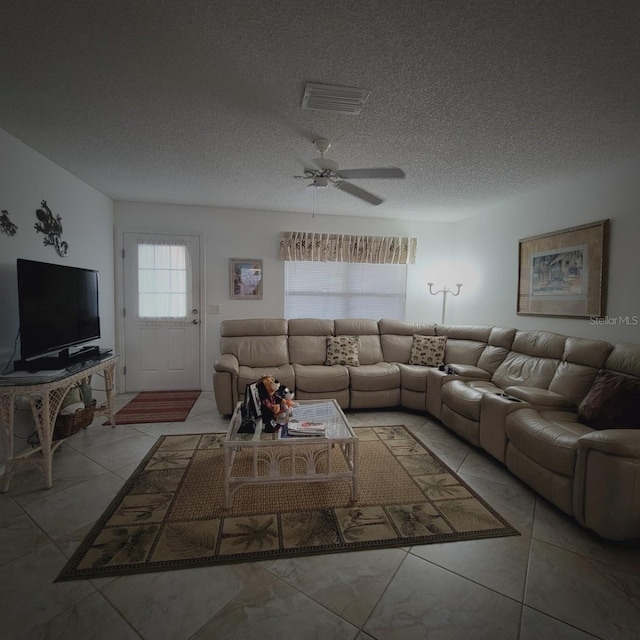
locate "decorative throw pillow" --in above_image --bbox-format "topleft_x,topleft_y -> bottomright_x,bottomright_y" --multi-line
326,335 -> 360,366
409,334 -> 447,366
577,370 -> 640,430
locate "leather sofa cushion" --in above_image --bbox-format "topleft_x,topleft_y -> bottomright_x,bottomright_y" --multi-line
288,335 -> 327,365
605,342 -> 640,378
476,345 -> 511,374
292,364 -> 349,393
506,408 -> 593,476
288,318 -> 334,336
397,363 -> 430,392
441,380 -> 484,421
511,330 -> 566,359
444,340 -> 486,365
435,325 -> 492,341
221,318 -> 288,337
348,363 -> 400,391
381,334 -> 413,364
577,370 -> 640,429
492,352 -> 560,390
221,335 -> 289,367
548,362 -> 600,407
355,334 -> 384,365
238,364 -> 295,394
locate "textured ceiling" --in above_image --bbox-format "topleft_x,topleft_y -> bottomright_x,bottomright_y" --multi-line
1,0 -> 639,221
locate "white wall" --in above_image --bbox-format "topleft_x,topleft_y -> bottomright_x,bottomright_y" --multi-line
452,159 -> 640,344
115,201 -> 454,389
0,128 -> 115,459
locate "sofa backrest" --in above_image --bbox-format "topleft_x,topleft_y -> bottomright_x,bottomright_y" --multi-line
605,343 -> 640,378
219,318 -> 289,367
436,324 -> 492,366
476,326 -> 517,374
548,336 -> 613,404
335,318 -> 382,365
288,318 -> 335,365
379,319 -> 436,363
492,329 -> 565,389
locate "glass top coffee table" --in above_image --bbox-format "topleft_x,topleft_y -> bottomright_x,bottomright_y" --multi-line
223,399 -> 358,508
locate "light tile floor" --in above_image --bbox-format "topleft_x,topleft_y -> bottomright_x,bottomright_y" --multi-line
1,392 -> 639,640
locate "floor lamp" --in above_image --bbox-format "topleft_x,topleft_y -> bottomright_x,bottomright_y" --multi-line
428,282 -> 462,324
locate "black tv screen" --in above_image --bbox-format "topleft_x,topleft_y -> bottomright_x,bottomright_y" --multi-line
17,259 -> 101,361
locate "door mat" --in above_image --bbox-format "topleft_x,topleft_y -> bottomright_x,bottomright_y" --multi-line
106,390 -> 201,425
57,425 -> 519,581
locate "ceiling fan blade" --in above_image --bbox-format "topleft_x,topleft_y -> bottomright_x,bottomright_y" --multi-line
336,167 -> 405,180
296,155 -> 319,172
334,180 -> 383,205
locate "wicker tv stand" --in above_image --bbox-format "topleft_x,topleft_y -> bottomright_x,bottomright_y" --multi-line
0,354 -> 118,492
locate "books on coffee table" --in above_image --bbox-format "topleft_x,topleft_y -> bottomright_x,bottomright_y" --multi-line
283,420 -> 326,437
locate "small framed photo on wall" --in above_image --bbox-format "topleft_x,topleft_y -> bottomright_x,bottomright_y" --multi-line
229,258 -> 263,300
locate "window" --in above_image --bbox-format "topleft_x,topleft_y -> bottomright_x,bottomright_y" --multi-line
284,261 -> 407,320
138,243 -> 189,319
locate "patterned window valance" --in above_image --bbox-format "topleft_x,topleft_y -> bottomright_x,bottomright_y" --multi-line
279,232 -> 417,264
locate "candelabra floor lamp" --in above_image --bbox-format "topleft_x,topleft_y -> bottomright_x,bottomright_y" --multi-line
428,282 -> 462,324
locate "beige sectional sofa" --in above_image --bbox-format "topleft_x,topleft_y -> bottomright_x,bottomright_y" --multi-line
214,318 -> 640,541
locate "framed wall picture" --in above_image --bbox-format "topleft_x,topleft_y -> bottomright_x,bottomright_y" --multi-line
517,220 -> 609,318
229,258 -> 263,300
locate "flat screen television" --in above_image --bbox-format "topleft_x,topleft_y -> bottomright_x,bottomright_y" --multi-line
16,259 -> 101,365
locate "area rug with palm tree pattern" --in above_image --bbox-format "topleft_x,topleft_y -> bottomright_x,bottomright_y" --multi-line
57,425 -> 519,581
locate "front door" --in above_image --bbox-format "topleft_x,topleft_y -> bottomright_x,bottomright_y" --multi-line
122,232 -> 201,391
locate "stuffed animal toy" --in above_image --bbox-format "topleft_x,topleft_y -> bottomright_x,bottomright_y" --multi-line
274,386 -> 297,425
256,375 -> 281,432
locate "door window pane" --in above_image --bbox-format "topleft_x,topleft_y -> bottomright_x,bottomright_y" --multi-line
138,244 -> 189,318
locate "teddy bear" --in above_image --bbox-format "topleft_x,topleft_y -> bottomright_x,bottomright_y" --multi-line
274,385 -> 297,425
256,375 -> 281,432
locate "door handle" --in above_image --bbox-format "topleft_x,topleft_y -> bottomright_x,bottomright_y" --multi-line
192,319 -> 199,325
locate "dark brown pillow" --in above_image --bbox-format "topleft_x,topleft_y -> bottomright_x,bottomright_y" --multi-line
577,370 -> 640,430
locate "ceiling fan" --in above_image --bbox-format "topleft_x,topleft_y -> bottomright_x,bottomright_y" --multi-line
294,139 -> 405,206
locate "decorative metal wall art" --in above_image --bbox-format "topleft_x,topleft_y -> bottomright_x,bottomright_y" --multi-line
34,200 -> 69,257
0,209 -> 18,236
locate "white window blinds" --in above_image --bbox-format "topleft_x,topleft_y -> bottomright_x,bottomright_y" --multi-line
285,261 -> 407,320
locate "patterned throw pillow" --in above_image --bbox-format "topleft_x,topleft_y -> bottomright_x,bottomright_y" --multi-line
326,335 -> 360,366
409,334 -> 447,366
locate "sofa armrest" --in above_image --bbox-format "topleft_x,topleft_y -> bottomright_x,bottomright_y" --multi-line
573,428 -> 640,540
504,386 -> 575,410
447,364 -> 491,380
479,393 -> 530,463
577,429 -> 640,457
425,367 -> 492,419
214,353 -> 239,375
213,354 -> 239,416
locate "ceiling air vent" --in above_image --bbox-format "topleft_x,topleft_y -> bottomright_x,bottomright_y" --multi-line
301,82 -> 371,115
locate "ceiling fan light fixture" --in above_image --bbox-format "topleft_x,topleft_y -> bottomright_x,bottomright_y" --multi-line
301,83 -> 371,115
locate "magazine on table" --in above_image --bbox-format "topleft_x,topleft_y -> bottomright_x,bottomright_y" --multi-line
282,419 -> 327,437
